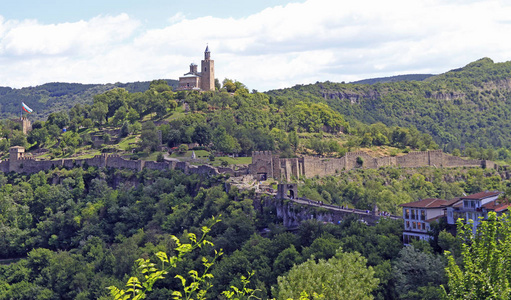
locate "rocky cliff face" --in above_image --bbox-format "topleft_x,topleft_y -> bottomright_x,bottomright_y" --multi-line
483,78 -> 511,90
321,90 -> 380,104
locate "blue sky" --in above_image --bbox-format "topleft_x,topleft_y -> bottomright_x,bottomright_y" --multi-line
1,1 -> 299,28
1,0 -> 511,91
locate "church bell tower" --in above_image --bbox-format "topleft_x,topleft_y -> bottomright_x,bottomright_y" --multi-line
200,46 -> 215,91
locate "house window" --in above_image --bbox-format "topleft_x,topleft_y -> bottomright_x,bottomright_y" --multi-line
465,200 -> 475,208
417,222 -> 422,230
411,210 -> 416,219
421,210 -> 425,221
405,209 -> 410,219
406,221 -> 410,229
412,222 -> 417,229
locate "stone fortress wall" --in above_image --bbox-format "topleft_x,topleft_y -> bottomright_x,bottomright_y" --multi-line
1,147 -> 223,176
1,146 -> 496,181
249,149 -> 496,181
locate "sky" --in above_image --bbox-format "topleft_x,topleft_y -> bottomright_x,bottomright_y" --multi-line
1,0 -> 511,91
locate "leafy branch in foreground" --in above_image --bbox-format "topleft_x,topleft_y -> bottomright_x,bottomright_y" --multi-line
442,212 -> 511,299
108,216 -> 222,300
108,216 -> 325,300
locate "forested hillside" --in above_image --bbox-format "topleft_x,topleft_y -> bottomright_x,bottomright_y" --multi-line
0,80 -> 178,120
267,58 -> 511,155
1,164 -> 505,299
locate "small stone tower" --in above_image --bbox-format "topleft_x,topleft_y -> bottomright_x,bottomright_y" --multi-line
200,46 -> 215,91
9,146 -> 25,161
13,116 -> 32,135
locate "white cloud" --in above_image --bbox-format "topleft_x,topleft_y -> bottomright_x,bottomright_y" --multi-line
1,0 -> 511,91
0,14 -> 139,57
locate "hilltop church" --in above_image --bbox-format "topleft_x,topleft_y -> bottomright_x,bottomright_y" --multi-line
178,46 -> 215,91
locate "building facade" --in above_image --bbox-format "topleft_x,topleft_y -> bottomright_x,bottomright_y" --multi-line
399,198 -> 448,244
178,46 -> 215,91
445,191 -> 505,234
400,191 -> 508,244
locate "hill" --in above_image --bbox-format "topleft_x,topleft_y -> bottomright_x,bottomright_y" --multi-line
0,79 -> 178,120
266,58 -> 511,155
351,74 -> 434,85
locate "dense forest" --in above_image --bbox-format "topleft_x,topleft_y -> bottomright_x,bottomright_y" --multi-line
267,58 -> 511,158
1,163 -> 506,299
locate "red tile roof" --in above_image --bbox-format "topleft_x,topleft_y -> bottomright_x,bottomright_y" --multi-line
482,201 -> 510,212
441,197 -> 462,208
399,198 -> 448,208
461,191 -> 501,200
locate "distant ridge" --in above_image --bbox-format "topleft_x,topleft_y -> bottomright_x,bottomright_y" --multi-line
0,79 -> 179,120
351,74 -> 435,85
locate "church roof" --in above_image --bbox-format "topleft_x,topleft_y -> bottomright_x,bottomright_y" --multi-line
205,45 -> 210,52
181,73 -> 200,78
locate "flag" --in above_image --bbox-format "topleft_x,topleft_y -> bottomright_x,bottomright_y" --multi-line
22,102 -> 33,113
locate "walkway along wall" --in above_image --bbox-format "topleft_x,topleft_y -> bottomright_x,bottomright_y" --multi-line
249,150 -> 495,181
255,195 -> 389,227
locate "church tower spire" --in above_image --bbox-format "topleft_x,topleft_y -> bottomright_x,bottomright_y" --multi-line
204,45 -> 210,60
200,45 -> 215,91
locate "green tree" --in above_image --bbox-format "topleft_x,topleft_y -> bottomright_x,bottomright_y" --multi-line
127,107 -> 141,124
10,131 -> 28,148
27,127 -> 49,148
47,111 -> 70,129
192,123 -> 212,146
442,212 -> 511,299
393,245 -> 445,299
90,102 -> 108,125
212,127 -> 240,154
276,248 -> 378,300
139,122 -> 159,152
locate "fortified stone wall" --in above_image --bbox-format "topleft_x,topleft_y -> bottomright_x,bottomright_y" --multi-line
250,149 -> 493,180
428,150 -> 443,166
302,157 -> 345,178
2,147 -> 232,177
346,151 -> 377,169
106,155 -> 144,171
443,155 -> 482,167
13,157 -> 60,174
144,160 -> 169,171
375,156 -> 396,168
0,161 -> 8,173
248,151 -> 274,179
279,158 -> 300,181
396,151 -> 431,168
83,154 -> 108,168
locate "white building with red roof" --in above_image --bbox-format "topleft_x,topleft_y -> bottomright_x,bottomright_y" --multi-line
399,198 -> 449,244
400,191 -> 509,244
445,190 -> 506,234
